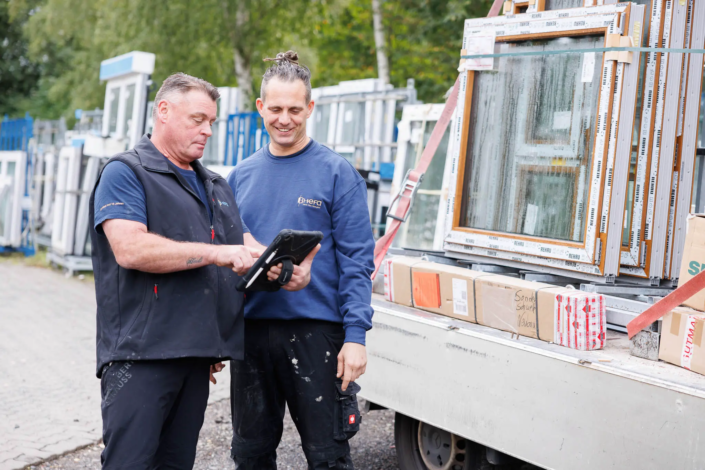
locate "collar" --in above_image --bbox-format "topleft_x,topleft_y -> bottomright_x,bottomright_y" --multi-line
134,134 -> 217,182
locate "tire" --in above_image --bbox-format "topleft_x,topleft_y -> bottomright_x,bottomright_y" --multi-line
394,413 -> 479,470
394,413 -> 527,470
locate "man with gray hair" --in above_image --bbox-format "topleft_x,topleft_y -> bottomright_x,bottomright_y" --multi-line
89,72 -> 266,469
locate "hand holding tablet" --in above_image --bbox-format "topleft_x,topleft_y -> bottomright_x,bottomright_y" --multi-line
235,229 -> 324,292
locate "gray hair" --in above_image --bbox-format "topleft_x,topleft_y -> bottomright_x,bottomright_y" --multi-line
153,72 -> 220,120
260,51 -> 312,103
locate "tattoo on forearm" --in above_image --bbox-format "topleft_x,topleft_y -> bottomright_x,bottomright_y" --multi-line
186,256 -> 203,266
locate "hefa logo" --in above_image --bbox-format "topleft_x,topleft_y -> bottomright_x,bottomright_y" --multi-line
687,260 -> 705,276
298,196 -> 323,209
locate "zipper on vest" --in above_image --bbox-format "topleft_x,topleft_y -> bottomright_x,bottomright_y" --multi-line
211,226 -> 215,243
154,284 -> 158,300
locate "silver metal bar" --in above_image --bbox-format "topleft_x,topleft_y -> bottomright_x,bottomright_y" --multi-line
521,272 -> 579,284
445,249 -> 637,284
603,295 -> 652,314
668,0 -> 705,281
580,283 -> 672,296
604,6 -> 645,278
649,0 -> 690,279
316,92 -> 412,105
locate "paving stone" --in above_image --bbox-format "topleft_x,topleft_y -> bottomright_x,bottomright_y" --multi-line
0,263 -> 235,467
0,460 -> 30,470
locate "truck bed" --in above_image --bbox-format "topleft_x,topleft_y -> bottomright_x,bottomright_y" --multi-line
358,294 -> 705,470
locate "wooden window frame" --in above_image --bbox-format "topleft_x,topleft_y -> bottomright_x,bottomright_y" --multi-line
443,6 -> 632,276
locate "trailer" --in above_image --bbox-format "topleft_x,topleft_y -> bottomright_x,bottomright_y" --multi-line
358,294 -> 705,470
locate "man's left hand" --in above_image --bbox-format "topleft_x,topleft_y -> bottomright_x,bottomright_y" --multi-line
336,342 -> 367,391
209,362 -> 226,384
267,244 -> 321,291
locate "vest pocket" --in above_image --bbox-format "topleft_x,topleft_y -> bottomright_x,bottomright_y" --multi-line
116,273 -> 155,349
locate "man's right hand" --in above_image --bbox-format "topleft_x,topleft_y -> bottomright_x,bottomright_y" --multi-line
214,245 -> 261,275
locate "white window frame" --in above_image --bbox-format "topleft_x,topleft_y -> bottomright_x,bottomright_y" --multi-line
51,146 -> 82,256
391,104 -> 449,251
0,151 -> 27,247
102,74 -> 149,149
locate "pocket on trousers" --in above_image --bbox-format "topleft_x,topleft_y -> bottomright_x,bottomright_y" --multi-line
333,380 -> 362,441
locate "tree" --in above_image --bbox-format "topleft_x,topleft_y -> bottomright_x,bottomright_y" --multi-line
371,0 -> 389,85
313,0 -> 493,103
0,0 -> 40,117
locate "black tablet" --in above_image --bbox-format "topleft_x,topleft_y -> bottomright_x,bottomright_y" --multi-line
236,229 -> 324,292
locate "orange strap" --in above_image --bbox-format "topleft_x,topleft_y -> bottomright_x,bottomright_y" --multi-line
371,0 -> 505,280
626,270 -> 705,338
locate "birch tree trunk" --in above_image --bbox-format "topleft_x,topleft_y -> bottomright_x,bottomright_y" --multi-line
233,48 -> 253,111
233,0 -> 254,111
371,0 -> 390,85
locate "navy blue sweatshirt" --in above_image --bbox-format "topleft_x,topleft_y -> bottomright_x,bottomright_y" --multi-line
227,140 -> 375,345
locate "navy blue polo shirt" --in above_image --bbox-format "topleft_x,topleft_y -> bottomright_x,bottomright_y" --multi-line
94,159 -> 249,232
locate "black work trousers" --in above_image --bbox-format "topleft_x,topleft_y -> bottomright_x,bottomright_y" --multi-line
100,358 -> 211,469
230,319 -> 357,470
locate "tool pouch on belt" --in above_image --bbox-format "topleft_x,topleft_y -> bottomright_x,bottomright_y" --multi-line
333,381 -> 362,441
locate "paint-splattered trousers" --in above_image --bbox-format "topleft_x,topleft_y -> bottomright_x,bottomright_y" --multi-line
100,358 -> 211,469
230,319 -> 359,470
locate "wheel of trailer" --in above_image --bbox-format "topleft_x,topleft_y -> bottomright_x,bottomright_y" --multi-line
395,413 -> 478,470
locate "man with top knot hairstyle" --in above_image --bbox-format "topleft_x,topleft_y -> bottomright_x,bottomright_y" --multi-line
227,51 -> 375,469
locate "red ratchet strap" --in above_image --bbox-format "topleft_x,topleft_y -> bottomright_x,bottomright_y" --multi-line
371,0 -> 505,280
627,270 -> 705,338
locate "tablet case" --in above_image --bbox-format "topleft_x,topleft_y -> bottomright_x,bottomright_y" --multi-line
236,229 -> 323,292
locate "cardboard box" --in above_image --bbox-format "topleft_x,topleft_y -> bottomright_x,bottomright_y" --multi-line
411,262 -> 496,322
659,307 -> 705,375
474,276 -> 606,350
383,256 -> 425,307
385,257 -> 606,350
474,276 -> 561,341
677,214 -> 705,311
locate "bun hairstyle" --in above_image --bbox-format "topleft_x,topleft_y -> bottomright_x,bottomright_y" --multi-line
260,50 -> 312,103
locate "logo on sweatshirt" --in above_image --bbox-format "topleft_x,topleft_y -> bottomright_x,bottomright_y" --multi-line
298,196 -> 322,209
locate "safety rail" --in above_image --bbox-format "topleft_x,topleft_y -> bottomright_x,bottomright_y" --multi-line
0,114 -> 34,151
224,112 -> 269,165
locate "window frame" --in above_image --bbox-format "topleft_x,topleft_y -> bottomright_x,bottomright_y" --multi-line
0,151 -> 27,247
443,5 -> 637,277
392,103 -> 450,251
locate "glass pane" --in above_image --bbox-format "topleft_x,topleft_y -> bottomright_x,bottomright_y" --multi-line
394,121 -> 450,250
108,87 -> 121,134
314,104 -> 331,143
340,103 -> 365,145
621,0 -> 652,250
544,0 -> 584,9
121,84 -> 136,138
700,72 -> 705,148
0,186 -> 9,236
202,122 -> 220,165
460,36 -> 604,243
7,162 -> 16,178
400,194 -> 441,250
623,159 -> 636,247
401,121 -> 424,176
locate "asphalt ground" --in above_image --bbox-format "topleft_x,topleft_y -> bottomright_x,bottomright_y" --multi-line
28,398 -> 399,470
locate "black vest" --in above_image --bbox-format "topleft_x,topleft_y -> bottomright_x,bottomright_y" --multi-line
89,136 -> 245,377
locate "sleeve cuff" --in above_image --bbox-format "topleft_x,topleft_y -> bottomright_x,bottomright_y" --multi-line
344,325 -> 367,346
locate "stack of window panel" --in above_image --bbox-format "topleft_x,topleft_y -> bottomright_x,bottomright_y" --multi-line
441,0 -> 705,285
